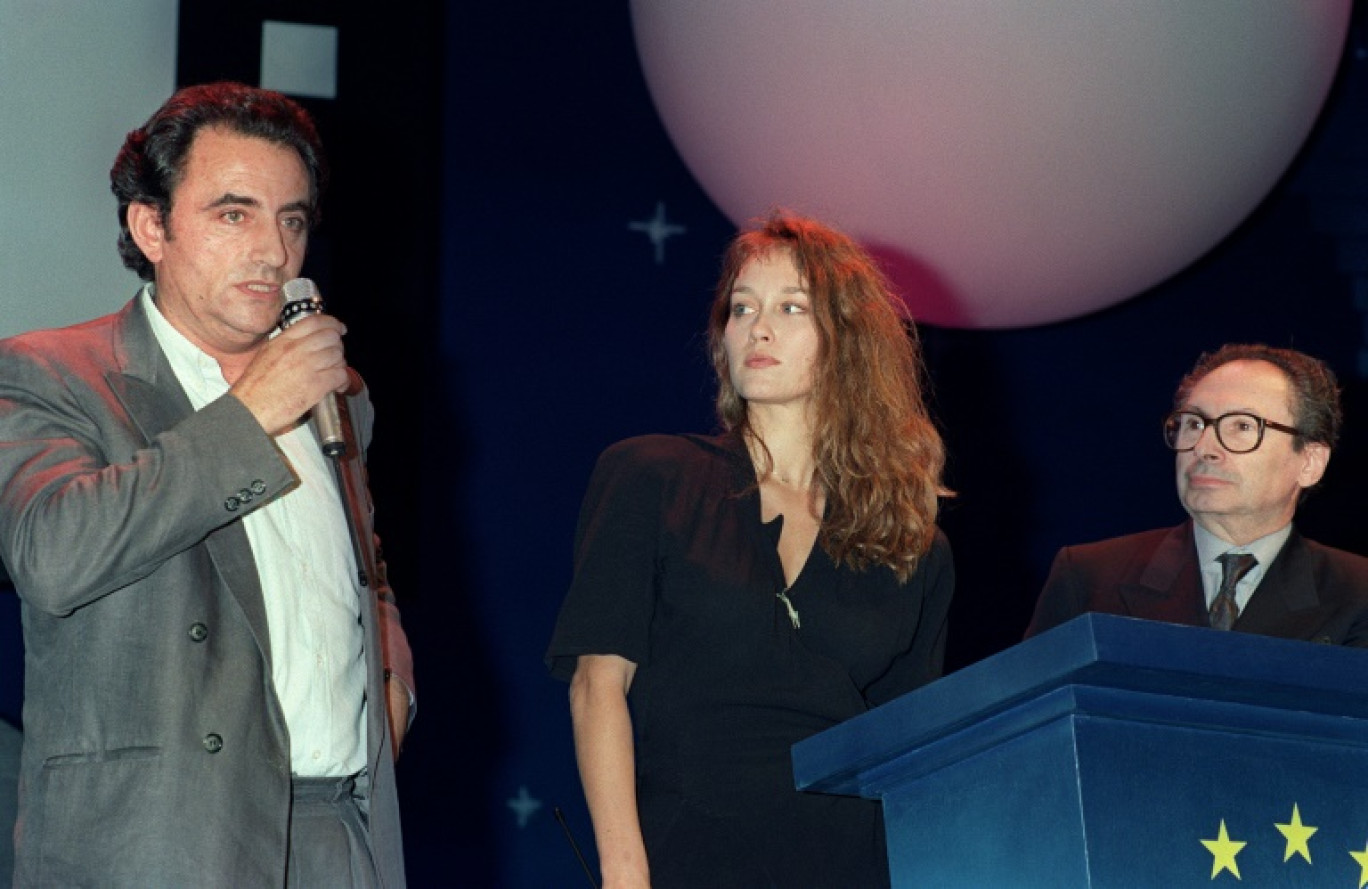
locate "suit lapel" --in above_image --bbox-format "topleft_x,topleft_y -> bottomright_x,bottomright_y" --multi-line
104,297 -> 194,442
1236,531 -> 1318,632
1123,522 -> 1210,626
104,295 -> 274,667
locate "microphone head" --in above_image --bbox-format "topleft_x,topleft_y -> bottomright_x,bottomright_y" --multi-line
281,277 -> 320,304
278,277 -> 325,328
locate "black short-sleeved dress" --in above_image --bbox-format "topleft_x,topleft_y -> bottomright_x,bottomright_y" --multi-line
547,433 -> 955,889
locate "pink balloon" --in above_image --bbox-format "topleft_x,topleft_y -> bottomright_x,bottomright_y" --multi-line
631,1 -> 1351,328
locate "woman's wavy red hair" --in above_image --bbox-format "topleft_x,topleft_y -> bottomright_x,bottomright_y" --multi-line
708,210 -> 946,582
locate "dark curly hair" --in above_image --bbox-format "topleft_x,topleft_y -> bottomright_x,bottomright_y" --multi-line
110,81 -> 327,281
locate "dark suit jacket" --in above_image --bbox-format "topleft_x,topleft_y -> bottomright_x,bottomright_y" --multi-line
0,297 -> 413,887
1026,521 -> 1368,646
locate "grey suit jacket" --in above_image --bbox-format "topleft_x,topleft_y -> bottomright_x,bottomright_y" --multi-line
0,719 -> 18,889
0,297 -> 412,887
1026,520 -> 1368,646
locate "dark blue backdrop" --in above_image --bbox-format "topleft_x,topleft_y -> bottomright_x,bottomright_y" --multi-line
429,5 -> 1368,886
4,4 -> 1368,886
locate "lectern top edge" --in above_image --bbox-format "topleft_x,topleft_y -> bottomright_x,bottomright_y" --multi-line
792,613 -> 1368,794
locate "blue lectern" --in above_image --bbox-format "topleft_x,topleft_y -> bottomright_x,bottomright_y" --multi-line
792,614 -> 1368,887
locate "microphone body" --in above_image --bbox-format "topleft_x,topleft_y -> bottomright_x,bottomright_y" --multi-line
279,277 -> 346,457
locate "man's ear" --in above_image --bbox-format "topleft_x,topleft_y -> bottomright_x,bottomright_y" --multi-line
1298,442 -> 1330,489
127,202 -> 167,264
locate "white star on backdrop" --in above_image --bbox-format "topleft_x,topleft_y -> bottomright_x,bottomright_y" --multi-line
507,785 -> 543,829
628,201 -> 686,264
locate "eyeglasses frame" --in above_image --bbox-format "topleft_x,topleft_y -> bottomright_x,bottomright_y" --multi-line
1162,410 -> 1303,454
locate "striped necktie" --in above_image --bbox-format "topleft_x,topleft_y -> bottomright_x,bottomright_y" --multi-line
1210,552 -> 1257,631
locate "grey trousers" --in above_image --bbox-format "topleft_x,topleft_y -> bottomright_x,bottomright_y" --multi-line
287,774 -> 379,889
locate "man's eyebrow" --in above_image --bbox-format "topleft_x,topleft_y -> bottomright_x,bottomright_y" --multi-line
1180,403 -> 1262,416
279,199 -> 313,216
206,193 -> 313,216
208,192 -> 259,209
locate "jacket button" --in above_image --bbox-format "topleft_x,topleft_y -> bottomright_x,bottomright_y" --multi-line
224,496 -> 240,512
250,479 -> 267,495
237,488 -> 253,504
189,622 -> 209,642
203,733 -> 223,754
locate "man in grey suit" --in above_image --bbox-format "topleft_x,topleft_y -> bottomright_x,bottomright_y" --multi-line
0,82 -> 415,887
1027,343 -> 1368,645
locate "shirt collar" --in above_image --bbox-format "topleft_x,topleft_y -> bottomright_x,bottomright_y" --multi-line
140,283 -> 230,408
1193,520 -> 1293,572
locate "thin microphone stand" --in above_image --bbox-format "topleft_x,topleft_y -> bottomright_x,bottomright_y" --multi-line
555,807 -> 600,889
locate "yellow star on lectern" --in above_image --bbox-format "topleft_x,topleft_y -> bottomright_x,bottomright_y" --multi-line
1275,803 -> 1317,864
1202,820 -> 1246,880
1350,841 -> 1368,889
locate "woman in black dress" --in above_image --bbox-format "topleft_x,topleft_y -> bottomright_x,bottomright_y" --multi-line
547,210 -> 954,888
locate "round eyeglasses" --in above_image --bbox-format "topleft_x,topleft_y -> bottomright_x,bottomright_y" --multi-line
1162,410 -> 1302,454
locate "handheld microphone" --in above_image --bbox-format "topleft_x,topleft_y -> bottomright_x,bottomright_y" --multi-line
278,277 -> 346,458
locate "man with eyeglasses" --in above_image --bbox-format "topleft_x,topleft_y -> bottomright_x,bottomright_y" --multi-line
1026,343 -> 1368,646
